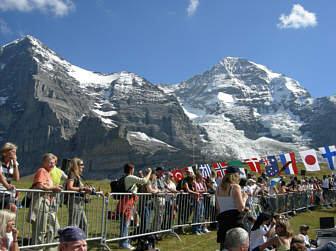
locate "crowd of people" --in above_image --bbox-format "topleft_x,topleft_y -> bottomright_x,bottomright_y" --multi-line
0,143 -> 94,251
0,141 -> 336,251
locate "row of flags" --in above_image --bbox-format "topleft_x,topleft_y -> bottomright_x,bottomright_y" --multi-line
169,145 -> 336,182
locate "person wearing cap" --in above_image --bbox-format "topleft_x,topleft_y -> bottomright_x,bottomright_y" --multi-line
215,165 -> 249,251
58,226 -> 87,251
245,178 -> 259,220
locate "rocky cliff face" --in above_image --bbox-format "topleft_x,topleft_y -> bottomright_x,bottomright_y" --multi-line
1,36 -> 336,178
0,36 -> 202,178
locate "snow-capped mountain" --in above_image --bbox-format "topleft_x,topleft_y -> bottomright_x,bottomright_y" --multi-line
1,36 -> 336,177
0,36 -> 202,178
159,57 -> 336,160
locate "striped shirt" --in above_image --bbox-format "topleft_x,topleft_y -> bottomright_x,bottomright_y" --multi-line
0,159 -> 18,194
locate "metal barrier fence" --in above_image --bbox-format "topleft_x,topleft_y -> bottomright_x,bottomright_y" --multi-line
0,188 -> 335,250
1,189 -> 108,250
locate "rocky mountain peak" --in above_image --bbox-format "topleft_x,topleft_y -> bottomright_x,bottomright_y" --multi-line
0,36 -> 202,178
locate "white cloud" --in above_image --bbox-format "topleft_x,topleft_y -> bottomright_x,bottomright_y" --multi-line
277,4 -> 317,29
0,19 -> 11,34
0,0 -> 75,17
187,0 -> 199,17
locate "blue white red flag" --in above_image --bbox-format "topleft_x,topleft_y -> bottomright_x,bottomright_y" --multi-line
212,162 -> 227,178
244,158 -> 261,174
265,155 -> 279,177
197,164 -> 211,178
319,145 -> 336,170
279,152 -> 298,175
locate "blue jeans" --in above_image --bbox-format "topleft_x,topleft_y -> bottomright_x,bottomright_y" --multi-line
119,213 -> 130,248
144,204 -> 153,231
192,199 -> 204,233
314,241 -> 336,251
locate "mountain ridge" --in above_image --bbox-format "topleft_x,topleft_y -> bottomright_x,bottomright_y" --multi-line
1,35 -> 335,177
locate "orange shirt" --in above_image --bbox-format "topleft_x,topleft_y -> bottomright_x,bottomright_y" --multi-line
33,168 -> 53,200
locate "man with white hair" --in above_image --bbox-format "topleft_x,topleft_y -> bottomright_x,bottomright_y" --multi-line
221,227 -> 249,251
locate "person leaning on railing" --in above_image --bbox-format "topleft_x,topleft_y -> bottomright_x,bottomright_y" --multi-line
0,142 -> 20,212
66,158 -> 92,234
28,153 -> 62,251
143,172 -> 161,232
116,163 -> 151,250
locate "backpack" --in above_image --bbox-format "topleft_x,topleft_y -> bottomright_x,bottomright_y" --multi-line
110,176 -> 127,198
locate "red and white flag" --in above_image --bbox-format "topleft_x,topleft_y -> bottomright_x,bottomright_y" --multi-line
244,158 -> 261,174
299,149 -> 320,172
212,162 -> 227,178
171,169 -> 184,182
184,166 -> 194,175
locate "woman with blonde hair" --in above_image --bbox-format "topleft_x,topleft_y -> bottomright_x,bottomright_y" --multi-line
66,157 -> 92,234
0,210 -> 19,251
0,143 -> 20,212
215,166 -> 249,251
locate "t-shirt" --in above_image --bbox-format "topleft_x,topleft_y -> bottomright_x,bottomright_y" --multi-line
50,167 -> 67,186
250,225 -> 269,250
124,175 -> 148,193
0,159 -> 18,194
33,168 -> 53,187
156,176 -> 166,191
322,178 -> 329,189
33,168 -> 54,200
298,233 -> 310,247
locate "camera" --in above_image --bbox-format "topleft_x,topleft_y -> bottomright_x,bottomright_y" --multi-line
86,184 -> 97,195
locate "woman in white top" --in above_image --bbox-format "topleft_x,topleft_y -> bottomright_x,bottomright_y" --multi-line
0,210 -> 19,251
250,213 -> 276,251
215,166 -> 248,251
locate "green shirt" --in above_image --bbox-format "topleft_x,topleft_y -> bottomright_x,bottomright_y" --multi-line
124,175 -> 148,193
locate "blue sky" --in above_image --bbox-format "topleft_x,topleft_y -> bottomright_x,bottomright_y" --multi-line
0,0 -> 335,98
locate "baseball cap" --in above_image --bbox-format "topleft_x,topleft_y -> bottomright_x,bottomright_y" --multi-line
226,165 -> 243,175
58,226 -> 86,242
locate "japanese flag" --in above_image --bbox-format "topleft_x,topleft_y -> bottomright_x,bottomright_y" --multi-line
299,149 -> 320,171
